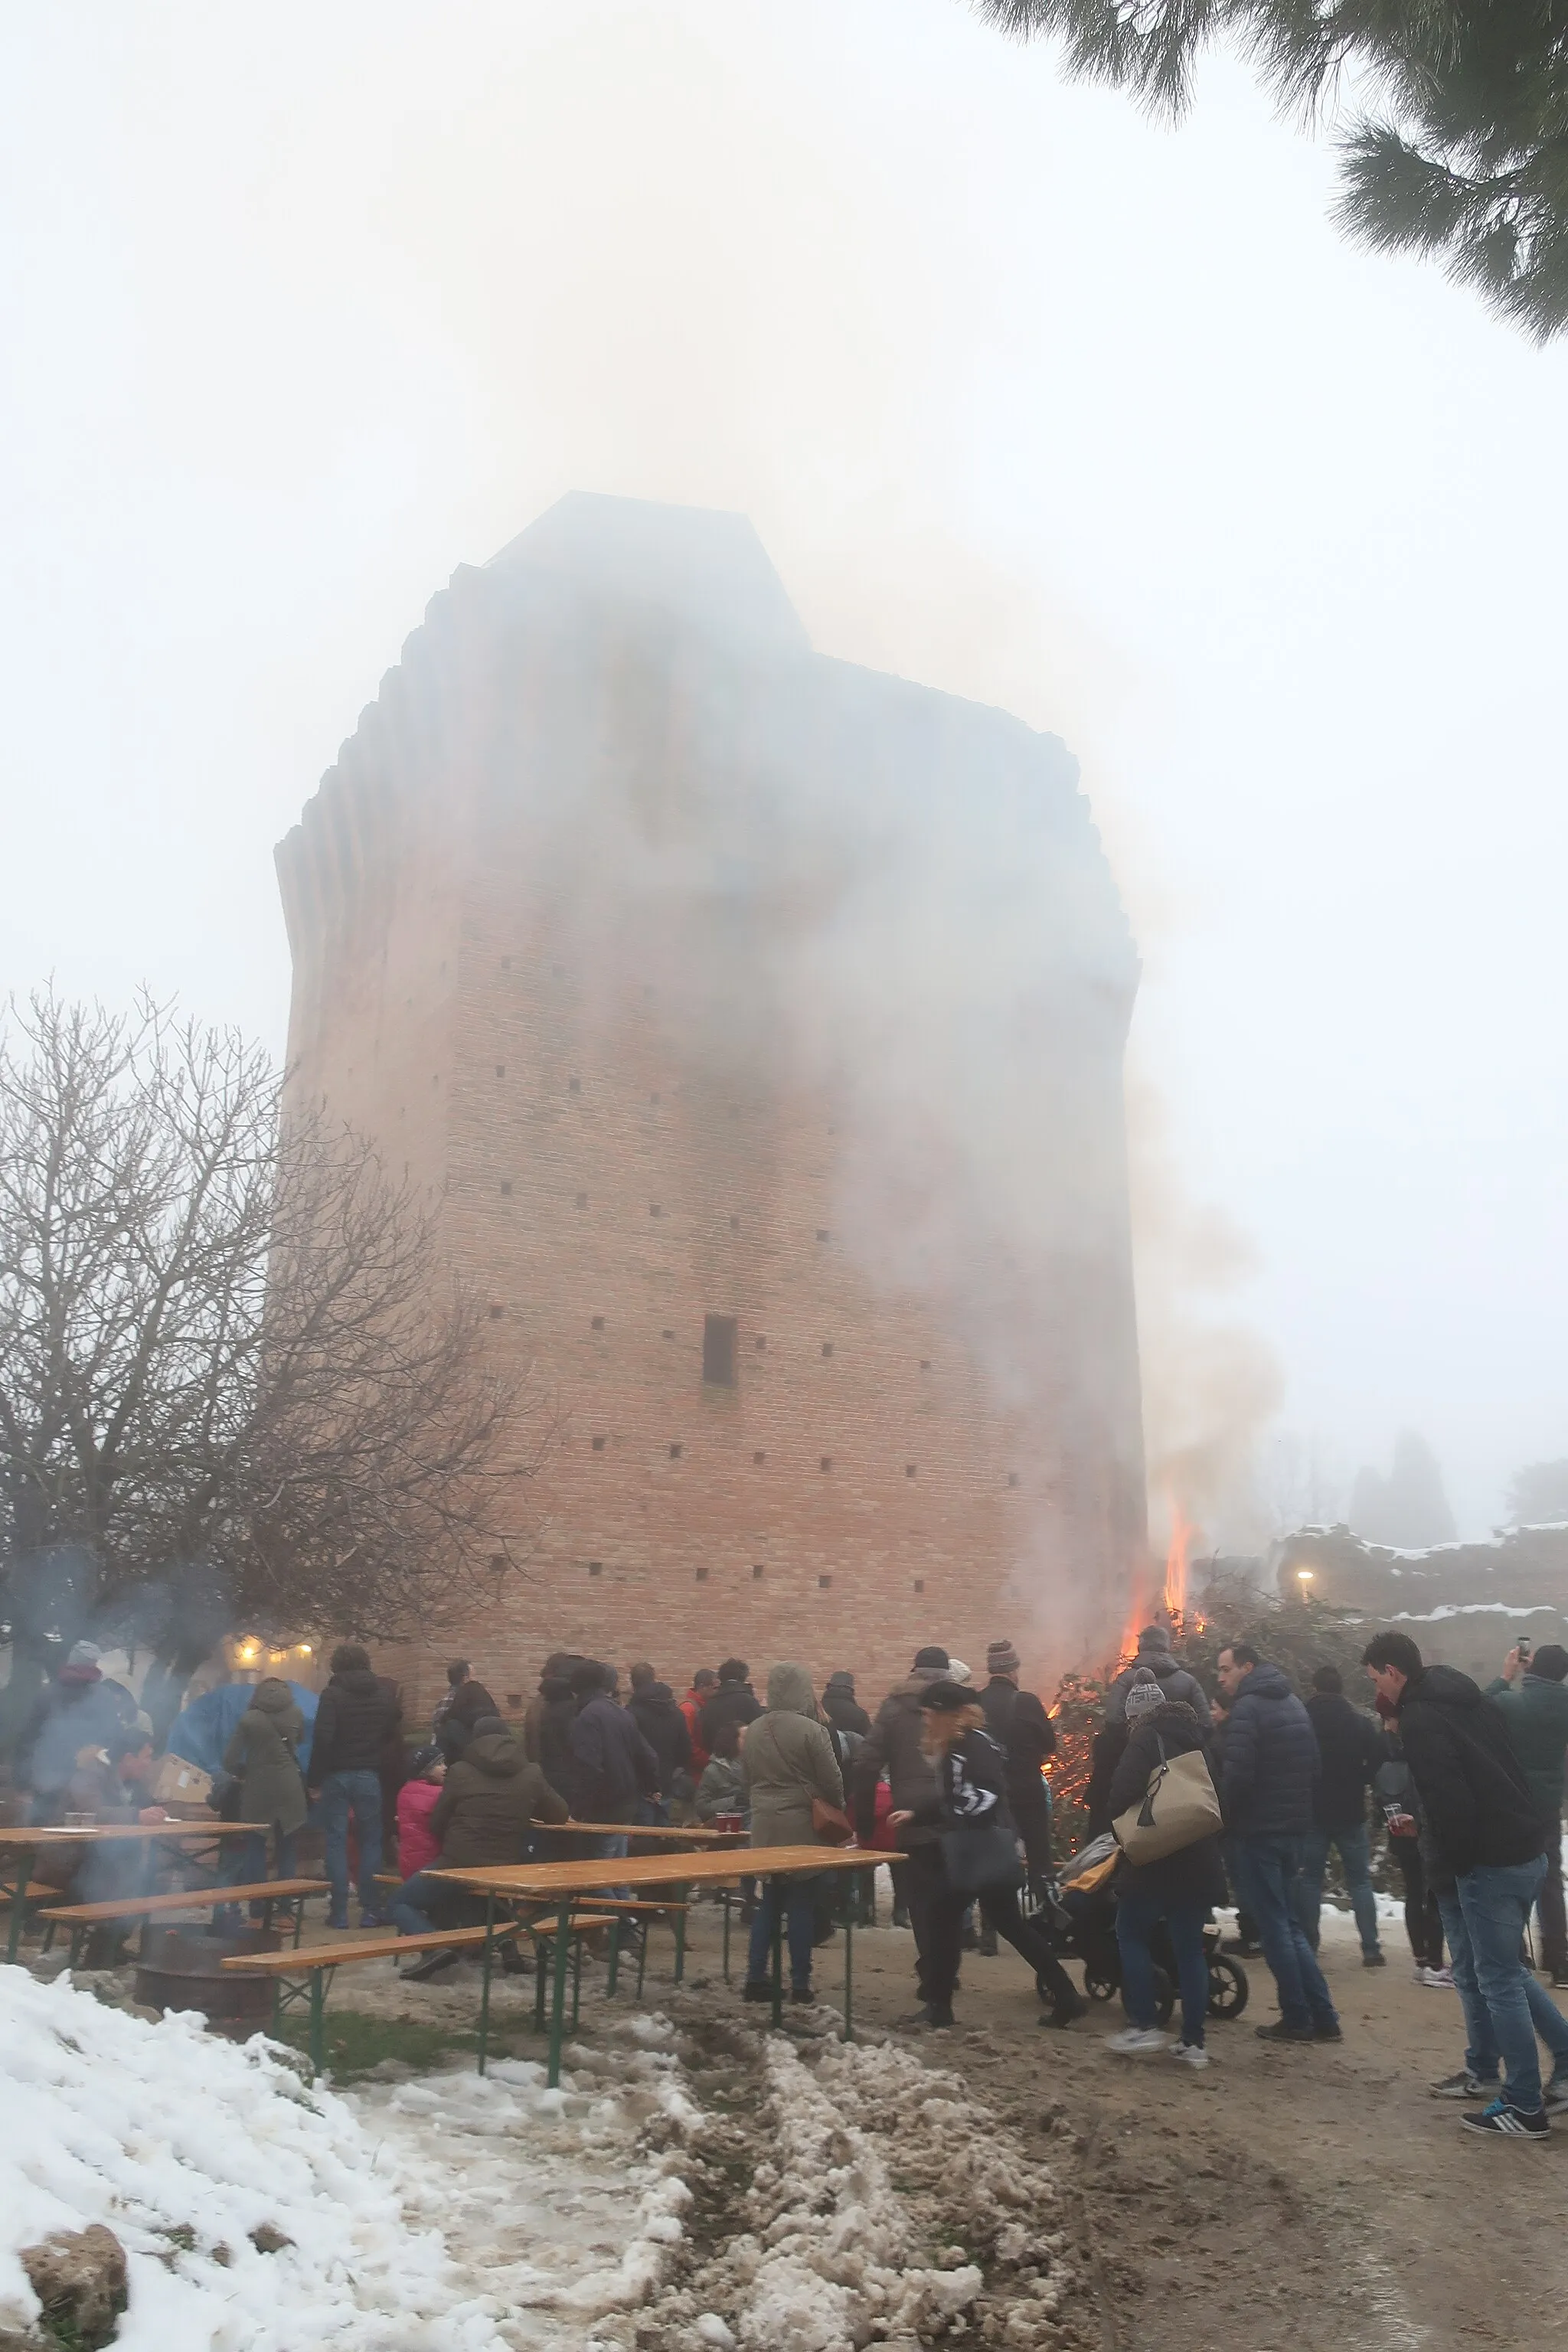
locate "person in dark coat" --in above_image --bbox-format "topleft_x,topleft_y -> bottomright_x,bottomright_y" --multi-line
524,1652 -> 584,1765
307,1642 -> 403,1930
1217,1642 -> 1339,2042
1104,1671 -> 1227,2064
1106,1626 -> 1207,1724
390,1717 -> 569,1975
1294,1666 -> 1385,1964
822,1672 -> 871,1740
890,1680 -> 1085,2031
570,1662 -> 659,1827
697,1659 -> 762,1755
628,1665 -> 694,1815
978,1638 -> 1057,1885
851,1647 -> 952,2007
1370,1694 -> 1446,1979
21,1642 -> 139,1822
434,1662 -> 501,1763
1486,1642 -> 1568,1984
1365,1631 -> 1568,2134
1208,1697 -> 1261,1956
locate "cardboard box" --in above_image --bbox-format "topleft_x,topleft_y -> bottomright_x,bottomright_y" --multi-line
150,1755 -> 214,1810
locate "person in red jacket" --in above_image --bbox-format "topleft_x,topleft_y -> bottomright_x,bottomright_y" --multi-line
396,1746 -> 446,1880
681,1669 -> 718,1775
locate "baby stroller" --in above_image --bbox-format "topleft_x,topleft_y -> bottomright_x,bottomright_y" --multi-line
1036,1834 -> 1249,2025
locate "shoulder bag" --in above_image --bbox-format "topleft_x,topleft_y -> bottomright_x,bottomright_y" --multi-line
811,1796 -> 854,1844
939,1820 -> 1024,1896
1112,1734 -> 1222,1864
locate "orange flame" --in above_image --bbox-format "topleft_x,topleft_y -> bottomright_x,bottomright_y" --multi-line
1163,1504 -> 1194,1621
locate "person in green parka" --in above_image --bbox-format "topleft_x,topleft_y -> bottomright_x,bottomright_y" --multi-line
1487,1643 -> 1568,1984
220,1677 -> 309,1913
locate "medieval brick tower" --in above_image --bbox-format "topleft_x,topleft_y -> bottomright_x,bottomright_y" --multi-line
276,494 -> 1145,1716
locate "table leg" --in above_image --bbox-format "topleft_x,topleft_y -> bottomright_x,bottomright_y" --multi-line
770,1876 -> 784,2029
572,1931 -> 583,2030
674,1881 -> 688,1984
309,1970 -> 328,2078
4,1850 -> 33,1965
547,1900 -> 572,2088
722,1890 -> 731,1984
606,1915 -> 620,1998
534,1936 -> 547,2034
478,1895 -> 495,2077
843,1871 -> 858,2043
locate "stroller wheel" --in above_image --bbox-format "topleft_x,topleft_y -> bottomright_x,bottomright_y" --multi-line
1207,1953 -> 1250,2019
1123,1965 -> 1175,2026
1082,1965 -> 1119,2003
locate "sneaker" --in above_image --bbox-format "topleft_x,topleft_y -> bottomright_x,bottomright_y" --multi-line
1039,1988 -> 1088,2029
890,1905 -> 910,1929
398,1949 -> 459,1983
1550,1968 -> 1568,1989
740,1979 -> 772,2003
1430,2069 -> 1494,2099
901,2001 -> 954,2029
1419,1965 -> 1455,1988
1254,2020 -> 1316,2042
1544,2076 -> 1568,2110
1361,1949 -> 1387,1968
358,1911 -> 389,1929
327,1914 -> 349,1932
1172,2041 -> 1210,2069
789,1984 -> 814,2004
1314,2017 -> 1344,2041
1460,2098 -> 1549,2139
1106,2027 -> 1172,2053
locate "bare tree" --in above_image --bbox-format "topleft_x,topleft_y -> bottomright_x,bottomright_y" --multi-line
0,990 -> 547,1740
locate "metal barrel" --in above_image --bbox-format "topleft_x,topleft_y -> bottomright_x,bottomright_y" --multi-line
134,1922 -> 283,2037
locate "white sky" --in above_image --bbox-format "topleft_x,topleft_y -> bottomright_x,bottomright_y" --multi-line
3,1 -> 1565,1540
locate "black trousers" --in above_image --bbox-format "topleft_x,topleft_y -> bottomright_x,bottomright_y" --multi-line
1011,1787 -> 1053,1885
901,1841 -> 946,1997
926,1876 -> 1076,2011
1390,1837 -> 1443,1969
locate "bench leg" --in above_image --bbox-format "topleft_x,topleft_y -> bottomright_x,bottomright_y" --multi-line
571,1929 -> 583,2031
721,1890 -> 731,1984
309,1969 -> 328,2078
292,1903 -> 305,1951
674,1881 -> 688,1984
5,1854 -> 32,1965
606,1916 -> 620,1998
534,1939 -> 548,2034
770,1876 -> 784,2030
477,1897 -> 495,2076
547,1900 -> 571,2088
843,1876 -> 858,2043
636,1920 -> 648,2000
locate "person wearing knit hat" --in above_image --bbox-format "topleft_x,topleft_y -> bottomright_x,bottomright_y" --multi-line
948,1660 -> 972,1686
849,1644 -> 956,1999
978,1635 -> 1059,1899
1103,1668 -> 1227,2067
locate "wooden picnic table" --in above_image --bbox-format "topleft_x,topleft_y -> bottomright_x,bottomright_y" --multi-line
433,1844 -> 892,2082
0,1821 -> 269,1965
527,1820 -> 749,1845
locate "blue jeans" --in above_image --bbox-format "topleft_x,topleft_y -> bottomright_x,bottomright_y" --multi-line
1116,1886 -> 1211,2048
218,1826 -> 299,1919
1437,1857 -> 1568,2112
1295,1823 -> 1381,1956
389,1870 -> 443,1939
1235,1834 -> 1339,2030
317,1769 -> 383,1920
747,1872 -> 822,1992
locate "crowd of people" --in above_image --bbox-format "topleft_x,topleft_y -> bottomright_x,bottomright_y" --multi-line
13,1615 -> 1568,2137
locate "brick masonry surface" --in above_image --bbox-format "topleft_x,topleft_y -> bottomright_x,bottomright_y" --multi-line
277,495 -> 1148,1724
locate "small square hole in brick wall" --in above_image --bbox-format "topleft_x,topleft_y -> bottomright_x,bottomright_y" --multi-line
815,1229 -> 830,1243
591,1315 -> 605,1330
753,1450 -> 766,1465
495,1063 -> 505,1077
591,1435 -> 606,1452
576,1191 -> 588,1208
905,1463 -> 917,1478
752,1563 -> 765,1579
500,1181 -> 512,1196
820,1456 -> 832,1473
755,1334 -> 766,1351
821,1342 -> 833,1359
818,1574 -> 832,1589
703,1313 -> 737,1385
650,1204 -> 662,1218
569,1076 -> 581,1093
488,1305 -> 504,1319
588,1561 -> 603,1577
506,1692 -> 522,1707
729,1214 -> 740,1231
669,1442 -> 684,1459
489,1553 -> 506,1570
920,1360 -> 931,1372
1008,1472 -> 1020,1488
662,1328 -> 675,1340
694,1565 -> 709,1583
913,1577 -> 926,1594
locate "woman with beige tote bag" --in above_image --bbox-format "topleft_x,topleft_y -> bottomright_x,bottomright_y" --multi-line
1104,1669 -> 1227,2067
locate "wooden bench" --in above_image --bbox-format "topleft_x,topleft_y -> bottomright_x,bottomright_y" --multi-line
41,1879 -> 328,1966
220,1921 -> 524,2073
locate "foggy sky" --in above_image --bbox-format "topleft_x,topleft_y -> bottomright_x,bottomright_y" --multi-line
2,0 -> 1565,1542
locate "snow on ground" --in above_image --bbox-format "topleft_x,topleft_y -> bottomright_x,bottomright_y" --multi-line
2,1964 -> 1084,2352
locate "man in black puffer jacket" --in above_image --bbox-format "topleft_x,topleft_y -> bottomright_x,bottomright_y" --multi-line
1295,1666 -> 1386,1965
627,1665 -> 694,1817
1365,1632 -> 1568,2136
307,1643 -> 403,1930
1217,1642 -> 1339,2043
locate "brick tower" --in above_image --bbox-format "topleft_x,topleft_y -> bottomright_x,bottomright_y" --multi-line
276,494 -> 1145,1717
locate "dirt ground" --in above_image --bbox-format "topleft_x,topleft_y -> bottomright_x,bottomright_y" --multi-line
828,1901 -> 1568,2352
